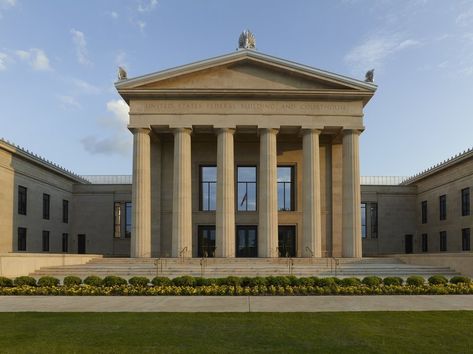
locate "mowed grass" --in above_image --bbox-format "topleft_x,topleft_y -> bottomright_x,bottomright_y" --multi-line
0,312 -> 472,353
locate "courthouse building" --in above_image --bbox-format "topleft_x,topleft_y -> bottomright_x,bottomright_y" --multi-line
1,34 -> 472,260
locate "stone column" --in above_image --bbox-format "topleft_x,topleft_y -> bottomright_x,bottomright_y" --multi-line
171,128 -> 192,258
131,128 -> 152,258
258,128 -> 278,258
342,129 -> 362,258
302,129 -> 322,257
216,128 -> 235,257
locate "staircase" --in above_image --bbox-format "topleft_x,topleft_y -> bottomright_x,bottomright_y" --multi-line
30,257 -> 460,279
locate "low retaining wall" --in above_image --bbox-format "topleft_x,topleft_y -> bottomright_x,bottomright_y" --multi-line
395,253 -> 473,277
0,253 -> 102,277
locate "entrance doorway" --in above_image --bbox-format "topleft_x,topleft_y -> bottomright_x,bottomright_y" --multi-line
198,225 -> 216,257
405,234 -> 413,254
278,226 -> 296,257
77,234 -> 86,254
236,226 -> 257,257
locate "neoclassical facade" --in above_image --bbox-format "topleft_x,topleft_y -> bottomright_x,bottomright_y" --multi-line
115,49 -> 376,258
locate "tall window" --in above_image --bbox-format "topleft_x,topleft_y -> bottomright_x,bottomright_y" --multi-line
370,203 -> 378,238
440,231 -> 447,252
18,186 -> 27,215
200,166 -> 217,211
277,166 -> 295,211
422,233 -> 428,252
62,233 -> 68,253
462,228 -> 471,251
62,200 -> 69,223
462,188 -> 470,216
17,227 -> 26,251
43,193 -> 50,220
125,202 -> 132,238
114,202 -> 121,238
361,203 -> 367,238
439,195 -> 447,220
237,166 -> 257,211
421,201 -> 427,224
42,231 -> 50,252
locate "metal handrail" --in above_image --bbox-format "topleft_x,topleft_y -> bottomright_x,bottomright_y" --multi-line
331,257 -> 340,276
154,258 -> 163,276
305,246 -> 314,264
179,246 -> 188,262
200,254 -> 207,277
288,257 -> 294,276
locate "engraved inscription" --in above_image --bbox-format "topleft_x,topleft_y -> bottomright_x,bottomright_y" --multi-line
135,100 -> 353,115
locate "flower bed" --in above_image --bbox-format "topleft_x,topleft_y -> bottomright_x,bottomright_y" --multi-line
0,275 -> 471,296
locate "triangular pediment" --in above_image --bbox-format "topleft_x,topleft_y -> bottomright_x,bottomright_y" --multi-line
116,50 -> 376,99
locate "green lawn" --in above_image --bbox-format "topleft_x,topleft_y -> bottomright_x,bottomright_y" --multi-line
0,312 -> 472,353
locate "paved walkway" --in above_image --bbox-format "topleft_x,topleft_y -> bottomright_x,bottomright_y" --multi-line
1,295 -> 473,312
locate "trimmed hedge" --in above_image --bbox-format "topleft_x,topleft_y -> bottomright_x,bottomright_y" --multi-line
14,276 -> 36,287
428,275 -> 448,285
0,275 -> 472,296
128,277 -> 150,287
37,276 -> 60,287
64,276 -> 82,286
406,276 -> 425,286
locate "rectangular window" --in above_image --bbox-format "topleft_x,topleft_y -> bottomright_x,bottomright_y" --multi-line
277,166 -> 295,211
237,166 -> 257,211
42,231 -> 50,252
422,233 -> 428,252
199,166 -> 217,211
125,202 -> 132,238
370,203 -> 378,238
18,186 -> 27,215
421,201 -> 427,224
62,199 -> 69,223
17,227 -> 26,251
462,228 -> 471,251
361,203 -> 367,238
62,233 -> 68,253
43,193 -> 50,220
114,202 -> 121,238
462,188 -> 470,216
440,231 -> 447,252
439,195 -> 447,220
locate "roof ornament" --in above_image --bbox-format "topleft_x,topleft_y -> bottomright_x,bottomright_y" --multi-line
118,66 -> 127,81
365,69 -> 374,83
238,29 -> 256,50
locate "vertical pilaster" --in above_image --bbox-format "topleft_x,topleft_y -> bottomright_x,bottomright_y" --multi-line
131,128 -> 152,258
216,128 -> 235,257
258,128 -> 278,257
302,129 -> 322,257
342,129 -> 362,258
172,128 -> 192,258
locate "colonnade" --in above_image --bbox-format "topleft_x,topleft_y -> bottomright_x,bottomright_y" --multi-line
130,127 -> 362,258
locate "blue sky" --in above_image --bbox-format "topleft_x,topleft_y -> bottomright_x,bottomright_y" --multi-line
0,0 -> 472,176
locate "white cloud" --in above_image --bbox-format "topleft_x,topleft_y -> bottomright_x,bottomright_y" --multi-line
58,95 -> 81,109
71,28 -> 92,66
137,0 -> 158,12
15,48 -> 51,71
81,99 -> 131,156
0,0 -> 17,6
110,11 -> 119,19
72,78 -> 101,95
456,7 -> 473,26
137,20 -> 146,32
345,34 -> 421,71
0,52 -> 8,70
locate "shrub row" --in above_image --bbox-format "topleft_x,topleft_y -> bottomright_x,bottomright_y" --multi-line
0,283 -> 472,296
0,274 -> 470,288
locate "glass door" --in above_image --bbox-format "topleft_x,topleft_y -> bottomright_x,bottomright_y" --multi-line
198,226 -> 216,257
278,226 -> 296,257
236,226 -> 258,257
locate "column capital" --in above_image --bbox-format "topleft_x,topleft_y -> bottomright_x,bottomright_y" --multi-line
172,127 -> 192,135
301,128 -> 322,136
129,127 -> 151,135
258,128 -> 279,136
216,128 -> 235,135
342,128 -> 363,136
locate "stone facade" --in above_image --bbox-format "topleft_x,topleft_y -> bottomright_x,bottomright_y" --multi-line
1,49 -> 471,259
